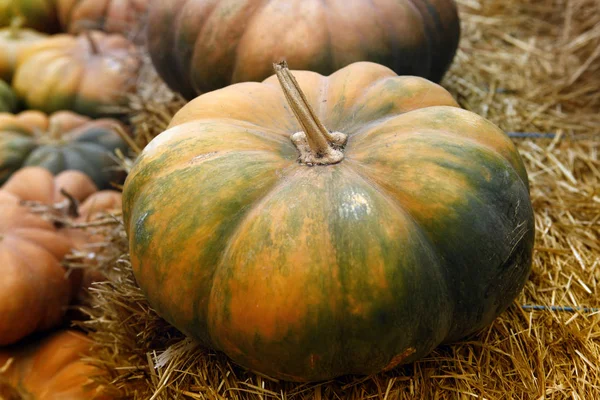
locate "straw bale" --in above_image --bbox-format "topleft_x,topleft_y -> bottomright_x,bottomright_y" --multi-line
443,0 -> 599,139
74,0 -> 600,398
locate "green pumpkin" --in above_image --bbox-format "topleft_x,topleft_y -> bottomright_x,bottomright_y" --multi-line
0,80 -> 18,112
0,110 -> 128,188
122,62 -> 535,382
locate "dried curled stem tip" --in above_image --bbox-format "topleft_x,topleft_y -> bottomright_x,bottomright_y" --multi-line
9,15 -> 24,38
59,188 -> 80,218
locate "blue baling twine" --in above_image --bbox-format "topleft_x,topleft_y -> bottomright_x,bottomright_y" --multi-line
521,305 -> 600,313
508,132 -> 557,139
503,132 -> 597,312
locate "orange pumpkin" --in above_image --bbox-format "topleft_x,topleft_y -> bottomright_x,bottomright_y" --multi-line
57,0 -> 150,36
0,17 -> 48,82
2,166 -> 122,244
1,162 -> 98,205
65,189 -> 122,303
0,193 -> 75,346
0,167 -> 122,344
0,330 -> 111,399
123,61 -> 534,381
147,0 -> 461,99
13,31 -> 140,117
77,190 -> 122,220
1,165 -> 122,230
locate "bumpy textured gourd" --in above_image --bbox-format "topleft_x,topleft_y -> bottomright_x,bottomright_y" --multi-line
123,62 -> 535,382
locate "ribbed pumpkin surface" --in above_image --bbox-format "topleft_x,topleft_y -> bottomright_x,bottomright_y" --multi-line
123,62 -> 535,381
0,111 -> 128,188
147,0 -> 460,99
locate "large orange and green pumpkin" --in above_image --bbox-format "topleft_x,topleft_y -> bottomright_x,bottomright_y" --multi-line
122,62 -> 535,382
146,0 -> 461,99
0,330 -> 111,399
12,30 -> 140,117
0,110 -> 128,188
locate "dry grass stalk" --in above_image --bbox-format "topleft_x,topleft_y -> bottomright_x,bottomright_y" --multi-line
125,52 -> 187,150
23,197 -> 126,298
444,0 -> 600,139
78,0 -> 600,398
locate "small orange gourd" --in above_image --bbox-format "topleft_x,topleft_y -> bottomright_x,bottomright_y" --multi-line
0,330 -> 111,399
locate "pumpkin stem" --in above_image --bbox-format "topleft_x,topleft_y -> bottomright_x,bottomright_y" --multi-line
60,189 -> 80,218
47,121 -> 62,141
9,16 -> 24,39
273,61 -> 347,166
84,31 -> 100,55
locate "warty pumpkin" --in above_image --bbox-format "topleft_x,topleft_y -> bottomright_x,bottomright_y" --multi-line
0,17 -> 48,82
122,62 -> 535,382
0,80 -> 18,113
147,0 -> 461,99
0,330 -> 111,399
0,0 -> 60,33
0,110 -> 128,188
57,0 -> 149,36
12,30 -> 140,117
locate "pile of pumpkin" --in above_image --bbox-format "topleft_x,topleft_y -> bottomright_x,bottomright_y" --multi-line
1,0 -> 537,397
0,1 -> 146,398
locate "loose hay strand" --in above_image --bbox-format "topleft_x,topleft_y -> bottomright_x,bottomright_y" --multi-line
77,0 -> 600,398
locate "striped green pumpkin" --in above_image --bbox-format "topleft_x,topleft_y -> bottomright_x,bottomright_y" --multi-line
0,111 -> 127,188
